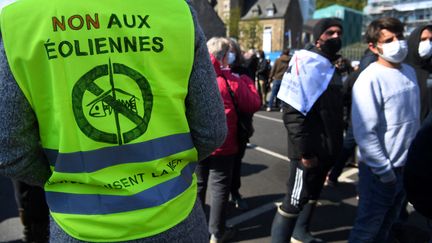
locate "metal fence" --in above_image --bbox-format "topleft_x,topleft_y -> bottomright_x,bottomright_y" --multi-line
340,45 -> 368,61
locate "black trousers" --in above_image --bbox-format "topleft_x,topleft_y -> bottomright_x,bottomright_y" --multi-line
13,180 -> 49,222
230,140 -> 248,197
196,155 -> 235,236
280,159 -> 333,214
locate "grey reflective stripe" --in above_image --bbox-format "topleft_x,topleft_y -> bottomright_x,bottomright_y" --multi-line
46,162 -> 196,215
44,133 -> 194,173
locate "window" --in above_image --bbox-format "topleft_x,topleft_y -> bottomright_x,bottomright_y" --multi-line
252,5 -> 261,16
267,8 -> 274,16
266,4 -> 276,17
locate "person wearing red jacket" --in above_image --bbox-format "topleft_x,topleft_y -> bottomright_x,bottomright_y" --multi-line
196,37 -> 261,243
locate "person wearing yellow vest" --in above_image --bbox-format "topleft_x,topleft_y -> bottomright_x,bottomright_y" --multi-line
0,0 -> 227,242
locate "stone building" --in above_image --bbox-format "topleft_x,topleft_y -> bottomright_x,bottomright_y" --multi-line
212,0 -> 303,52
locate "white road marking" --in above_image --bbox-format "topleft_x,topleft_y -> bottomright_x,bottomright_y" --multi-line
313,225 -> 353,235
254,113 -> 283,123
0,217 -> 23,242
227,200 -> 282,226
338,167 -> 357,183
249,144 -> 290,162
227,146 -> 358,226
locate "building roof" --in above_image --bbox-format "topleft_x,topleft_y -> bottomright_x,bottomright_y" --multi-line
303,18 -> 321,34
241,0 -> 291,20
314,4 -> 364,17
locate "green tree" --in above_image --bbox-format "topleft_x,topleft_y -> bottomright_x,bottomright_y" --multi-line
238,18 -> 262,49
316,0 -> 367,11
225,7 -> 241,38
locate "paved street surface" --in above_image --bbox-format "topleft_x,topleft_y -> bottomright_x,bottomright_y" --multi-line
1,110 -> 430,243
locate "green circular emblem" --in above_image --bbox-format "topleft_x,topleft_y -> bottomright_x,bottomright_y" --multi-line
72,60 -> 152,145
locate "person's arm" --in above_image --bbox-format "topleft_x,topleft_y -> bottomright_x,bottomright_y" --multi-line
0,36 -> 51,187
185,3 -> 227,161
256,59 -> 267,75
283,102 -> 319,166
351,73 -> 395,183
268,60 -> 277,82
234,74 -> 261,114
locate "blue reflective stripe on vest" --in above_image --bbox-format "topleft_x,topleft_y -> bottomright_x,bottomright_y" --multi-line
46,162 -> 196,215
44,133 -> 194,173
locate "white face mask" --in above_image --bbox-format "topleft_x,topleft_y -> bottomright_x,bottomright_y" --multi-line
378,40 -> 408,63
228,52 -> 236,65
418,40 -> 432,59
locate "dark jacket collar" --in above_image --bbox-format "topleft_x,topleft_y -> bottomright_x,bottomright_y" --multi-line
309,46 -> 340,63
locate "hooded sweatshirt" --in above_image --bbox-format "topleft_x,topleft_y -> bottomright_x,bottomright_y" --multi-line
406,25 -> 432,122
269,54 -> 291,81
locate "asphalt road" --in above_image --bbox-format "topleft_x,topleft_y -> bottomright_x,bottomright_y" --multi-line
1,110 -> 431,243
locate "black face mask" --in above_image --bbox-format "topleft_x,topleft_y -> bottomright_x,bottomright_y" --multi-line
338,64 -> 348,73
320,38 -> 342,55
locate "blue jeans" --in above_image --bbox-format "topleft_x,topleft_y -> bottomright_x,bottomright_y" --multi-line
268,80 -> 282,109
349,163 -> 405,243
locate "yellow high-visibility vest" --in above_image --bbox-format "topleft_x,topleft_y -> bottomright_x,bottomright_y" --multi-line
1,0 -> 197,241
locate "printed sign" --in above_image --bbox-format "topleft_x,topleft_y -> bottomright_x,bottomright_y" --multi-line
277,50 -> 335,115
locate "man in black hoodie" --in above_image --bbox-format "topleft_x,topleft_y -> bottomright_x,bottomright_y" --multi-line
270,18 -> 344,243
406,24 -> 432,122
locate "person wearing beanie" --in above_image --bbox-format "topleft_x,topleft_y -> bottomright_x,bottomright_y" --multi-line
270,18 -> 344,243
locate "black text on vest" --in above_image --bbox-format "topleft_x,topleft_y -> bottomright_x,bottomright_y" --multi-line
52,14 -> 151,32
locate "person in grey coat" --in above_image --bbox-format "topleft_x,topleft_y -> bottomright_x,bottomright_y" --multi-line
0,1 -> 227,242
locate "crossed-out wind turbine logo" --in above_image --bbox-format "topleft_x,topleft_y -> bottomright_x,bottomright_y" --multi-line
72,59 -> 153,145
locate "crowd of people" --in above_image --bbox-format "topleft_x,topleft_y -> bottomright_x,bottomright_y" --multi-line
0,1 -> 431,243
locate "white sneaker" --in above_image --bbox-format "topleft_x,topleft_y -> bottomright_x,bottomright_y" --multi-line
209,227 -> 237,243
266,107 -> 271,112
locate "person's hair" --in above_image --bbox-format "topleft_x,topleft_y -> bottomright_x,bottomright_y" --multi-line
422,25 -> 432,38
282,48 -> 290,56
228,38 -> 245,66
207,37 -> 230,62
365,17 -> 404,45
258,50 -> 265,59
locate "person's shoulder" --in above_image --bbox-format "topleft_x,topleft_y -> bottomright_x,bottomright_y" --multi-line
400,63 -> 419,83
401,63 -> 416,75
359,62 -> 380,75
354,63 -> 380,86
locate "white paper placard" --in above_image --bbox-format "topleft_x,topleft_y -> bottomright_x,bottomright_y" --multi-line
277,50 -> 335,115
